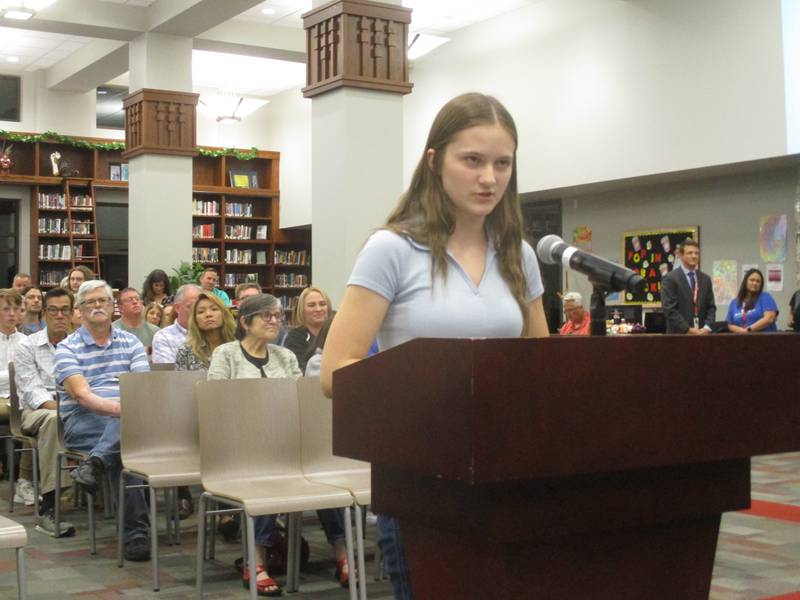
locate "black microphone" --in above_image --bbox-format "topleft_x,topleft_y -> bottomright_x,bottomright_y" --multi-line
536,234 -> 646,293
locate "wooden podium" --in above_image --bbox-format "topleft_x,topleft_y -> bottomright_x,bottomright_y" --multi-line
332,335 -> 800,599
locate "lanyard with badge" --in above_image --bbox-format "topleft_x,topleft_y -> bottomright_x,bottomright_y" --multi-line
691,275 -> 700,329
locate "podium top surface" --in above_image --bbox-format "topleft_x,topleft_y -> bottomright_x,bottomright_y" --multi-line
332,334 -> 800,484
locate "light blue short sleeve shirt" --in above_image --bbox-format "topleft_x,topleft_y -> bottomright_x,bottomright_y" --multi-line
347,230 -> 544,351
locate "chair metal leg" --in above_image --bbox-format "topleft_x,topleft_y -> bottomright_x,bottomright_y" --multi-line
7,438 -> 15,513
246,514 -> 257,600
344,506 -> 357,600
355,504 -> 367,600
207,499 -> 216,560
117,469 -> 126,568
31,447 -> 39,518
15,547 -> 25,600
87,491 -> 96,555
294,513 -> 303,592
286,513 -> 298,593
150,485 -> 159,591
54,454 -> 62,538
173,487 -> 181,545
195,493 -> 207,600
164,488 -> 173,546
103,477 -> 113,519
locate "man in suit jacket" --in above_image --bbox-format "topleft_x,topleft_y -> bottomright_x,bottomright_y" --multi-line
660,239 -> 716,334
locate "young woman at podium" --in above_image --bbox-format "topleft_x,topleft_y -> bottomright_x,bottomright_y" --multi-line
321,93 -> 549,599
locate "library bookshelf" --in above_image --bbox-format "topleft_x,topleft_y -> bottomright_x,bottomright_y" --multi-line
0,134 -> 311,300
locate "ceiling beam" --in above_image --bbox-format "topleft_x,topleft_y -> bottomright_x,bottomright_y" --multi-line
148,0 -> 266,37
45,41 -> 128,92
198,19 -> 306,57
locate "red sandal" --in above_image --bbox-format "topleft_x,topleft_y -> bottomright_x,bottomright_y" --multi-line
243,564 -> 283,597
336,558 -> 358,588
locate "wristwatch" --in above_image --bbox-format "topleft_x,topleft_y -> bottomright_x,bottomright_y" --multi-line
746,327 -> 752,332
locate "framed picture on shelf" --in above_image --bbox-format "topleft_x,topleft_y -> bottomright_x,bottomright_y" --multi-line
109,163 -> 121,181
229,169 -> 258,189
120,163 -> 129,181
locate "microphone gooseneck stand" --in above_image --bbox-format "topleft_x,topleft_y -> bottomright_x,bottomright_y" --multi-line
589,278 -> 611,337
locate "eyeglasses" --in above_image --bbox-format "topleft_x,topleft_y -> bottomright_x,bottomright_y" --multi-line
80,298 -> 112,307
257,312 -> 284,323
45,306 -> 73,316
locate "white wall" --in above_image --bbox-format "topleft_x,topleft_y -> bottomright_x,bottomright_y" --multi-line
196,86 -> 311,228
560,166 -> 800,328
405,0 -> 789,193
783,0 -> 800,153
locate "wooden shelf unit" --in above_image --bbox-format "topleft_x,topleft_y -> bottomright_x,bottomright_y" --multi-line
0,134 -> 311,296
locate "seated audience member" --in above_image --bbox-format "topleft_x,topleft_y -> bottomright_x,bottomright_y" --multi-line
175,291 -> 236,371
198,268 -> 231,308
233,282 -> 261,307
141,269 -> 172,306
284,286 -> 332,373
788,289 -> 800,332
726,268 -> 778,333
67,266 -> 95,296
303,317 -> 333,377
14,287 -> 76,537
112,288 -> 159,351
151,284 -> 201,363
12,273 -> 31,295
144,302 -> 163,327
559,292 -> 590,336
0,289 -> 32,503
208,294 -> 350,594
20,286 -> 45,334
54,280 -> 151,560
161,303 -> 177,327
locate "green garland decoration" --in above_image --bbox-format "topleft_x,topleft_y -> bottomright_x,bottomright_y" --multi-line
0,130 -> 261,160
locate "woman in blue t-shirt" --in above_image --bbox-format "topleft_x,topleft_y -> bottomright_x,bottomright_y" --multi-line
321,93 -> 550,600
726,268 -> 778,332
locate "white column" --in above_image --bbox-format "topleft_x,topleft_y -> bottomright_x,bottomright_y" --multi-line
127,33 -> 193,289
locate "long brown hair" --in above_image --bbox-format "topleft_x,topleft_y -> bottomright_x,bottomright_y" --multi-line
384,93 -> 529,333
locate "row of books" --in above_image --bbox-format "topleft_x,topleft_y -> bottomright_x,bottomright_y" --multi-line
192,224 -> 216,239
39,218 -> 68,234
274,249 -> 309,266
39,270 -> 69,285
224,225 -> 269,240
225,249 -> 269,264
71,195 -> 93,208
192,247 -> 219,262
39,243 -> 93,260
71,221 -> 93,235
275,273 -> 308,288
223,272 -> 259,286
38,193 -> 66,209
225,202 -> 254,217
276,295 -> 300,311
192,199 -> 219,216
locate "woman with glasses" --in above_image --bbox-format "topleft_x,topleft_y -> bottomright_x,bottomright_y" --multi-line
208,293 -> 349,596
321,93 -> 550,600
175,291 -> 235,371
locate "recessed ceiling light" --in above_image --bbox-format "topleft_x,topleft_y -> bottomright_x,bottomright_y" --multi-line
97,88 -> 108,94
261,7 -> 276,15
3,8 -> 36,20
6,56 -> 20,63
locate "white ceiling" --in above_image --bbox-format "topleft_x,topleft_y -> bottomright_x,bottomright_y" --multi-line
0,0 -> 533,99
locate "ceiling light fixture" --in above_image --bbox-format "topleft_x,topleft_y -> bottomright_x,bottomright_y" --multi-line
0,0 -> 57,20
261,7 -> 276,15
6,56 -> 20,62
198,93 -> 269,124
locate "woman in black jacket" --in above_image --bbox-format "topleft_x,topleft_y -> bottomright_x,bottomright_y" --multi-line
283,286 -> 331,372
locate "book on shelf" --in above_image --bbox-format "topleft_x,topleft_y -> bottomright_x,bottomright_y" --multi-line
225,202 -> 254,217
275,273 -> 308,288
71,221 -> 93,235
70,195 -> 93,209
256,225 -> 269,240
38,217 -> 68,234
256,250 -> 267,265
225,248 -> 253,264
192,223 -> 216,239
274,249 -> 309,266
223,272 -> 260,286
224,224 -> 252,240
192,198 -> 220,216
38,193 -> 66,209
39,270 -> 69,286
277,294 -> 300,311
192,247 -> 220,262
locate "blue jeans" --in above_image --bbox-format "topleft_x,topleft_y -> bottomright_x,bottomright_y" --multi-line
254,508 -> 346,547
63,408 -> 150,543
377,515 -> 414,600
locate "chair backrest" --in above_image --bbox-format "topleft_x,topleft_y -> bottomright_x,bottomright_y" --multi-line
196,378 -> 302,485
118,370 -> 206,461
150,362 -> 175,371
297,377 -> 370,476
7,362 -> 23,437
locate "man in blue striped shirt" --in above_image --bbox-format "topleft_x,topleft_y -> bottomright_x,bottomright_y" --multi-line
55,280 -> 151,561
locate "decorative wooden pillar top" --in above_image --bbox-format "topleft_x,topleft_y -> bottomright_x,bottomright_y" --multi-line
302,0 -> 413,98
122,88 -> 199,159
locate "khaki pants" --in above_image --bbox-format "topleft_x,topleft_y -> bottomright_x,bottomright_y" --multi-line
20,407 -> 63,494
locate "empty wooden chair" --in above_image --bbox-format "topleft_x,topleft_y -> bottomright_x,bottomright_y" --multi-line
0,514 -> 28,599
118,370 -> 206,591
195,378 -> 358,600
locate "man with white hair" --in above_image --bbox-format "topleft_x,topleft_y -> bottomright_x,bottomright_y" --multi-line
151,284 -> 201,364
559,292 -> 590,336
54,280 -> 151,561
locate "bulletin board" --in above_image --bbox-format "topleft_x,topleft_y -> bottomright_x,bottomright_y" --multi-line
622,226 -> 699,305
